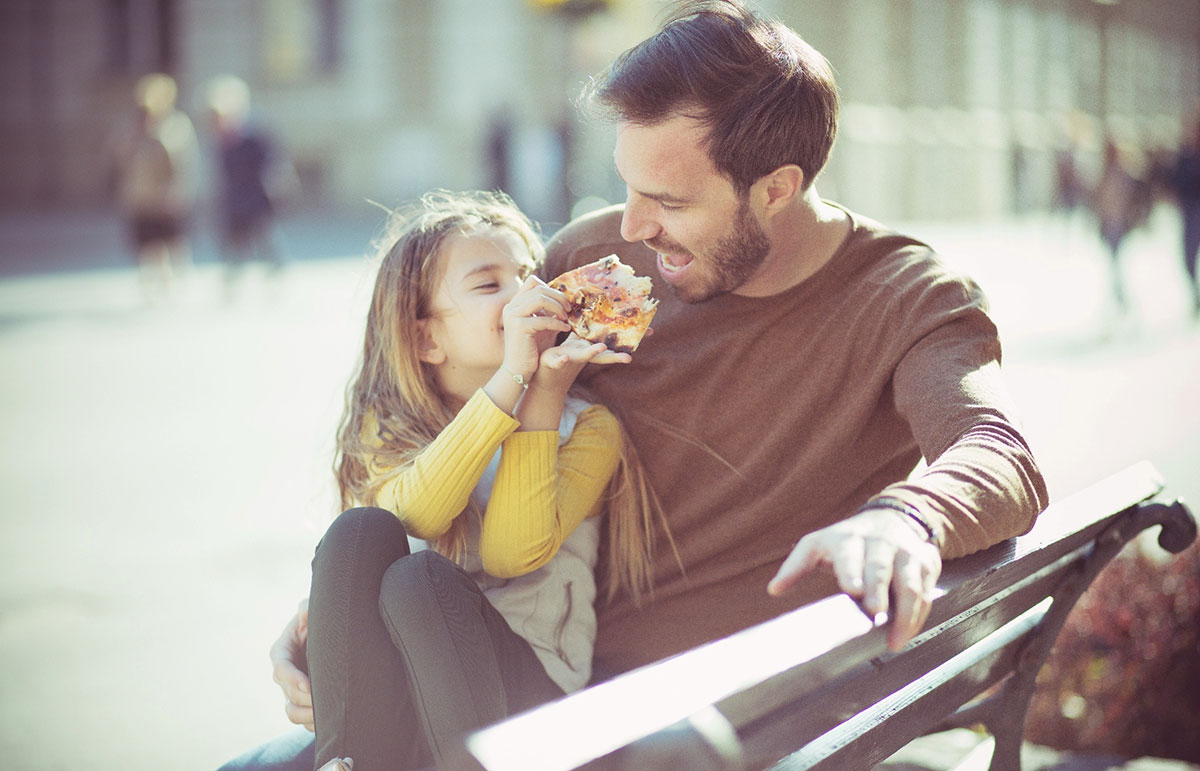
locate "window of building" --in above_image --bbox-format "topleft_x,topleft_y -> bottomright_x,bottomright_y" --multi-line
262,0 -> 342,83
104,0 -> 177,75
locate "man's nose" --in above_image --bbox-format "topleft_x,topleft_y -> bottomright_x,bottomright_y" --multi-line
620,196 -> 661,243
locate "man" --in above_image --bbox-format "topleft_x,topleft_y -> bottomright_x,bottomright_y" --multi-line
220,2 -> 1046,768
205,74 -> 293,299
109,72 -> 199,303
1166,112 -> 1200,317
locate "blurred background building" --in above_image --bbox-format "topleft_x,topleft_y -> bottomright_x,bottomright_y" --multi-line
1,0 -> 1198,230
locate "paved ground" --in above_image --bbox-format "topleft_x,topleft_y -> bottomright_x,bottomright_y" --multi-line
0,205 -> 1197,770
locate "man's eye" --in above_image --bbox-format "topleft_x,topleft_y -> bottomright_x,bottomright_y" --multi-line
660,202 -> 683,212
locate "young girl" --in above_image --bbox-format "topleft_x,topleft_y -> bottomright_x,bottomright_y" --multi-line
305,190 -> 661,771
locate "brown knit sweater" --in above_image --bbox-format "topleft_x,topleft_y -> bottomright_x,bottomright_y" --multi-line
543,203 -> 1048,677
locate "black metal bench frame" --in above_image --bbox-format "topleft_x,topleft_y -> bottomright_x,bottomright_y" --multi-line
448,461 -> 1197,771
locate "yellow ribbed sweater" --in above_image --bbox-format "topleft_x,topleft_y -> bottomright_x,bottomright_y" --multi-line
368,390 -> 621,578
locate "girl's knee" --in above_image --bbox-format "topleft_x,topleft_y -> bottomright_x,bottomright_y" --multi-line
379,551 -> 475,616
335,506 -> 399,534
382,549 -> 457,589
314,507 -> 406,565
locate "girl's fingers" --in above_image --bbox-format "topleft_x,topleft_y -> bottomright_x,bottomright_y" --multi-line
542,340 -> 606,369
509,315 -> 570,334
507,285 -> 569,319
588,350 -> 633,365
523,274 -> 569,303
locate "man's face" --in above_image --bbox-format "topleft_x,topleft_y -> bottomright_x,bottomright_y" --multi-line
614,115 -> 770,304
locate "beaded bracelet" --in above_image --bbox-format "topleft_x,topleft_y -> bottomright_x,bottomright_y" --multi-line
857,496 -> 940,548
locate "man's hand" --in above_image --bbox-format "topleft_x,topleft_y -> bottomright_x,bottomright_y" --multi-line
270,598 -> 314,732
767,508 -> 941,651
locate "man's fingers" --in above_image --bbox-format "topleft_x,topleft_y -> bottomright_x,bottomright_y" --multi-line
273,660 -> 312,706
886,546 -> 940,650
271,628 -> 313,715
886,561 -> 923,650
286,677 -> 313,708
829,538 -> 866,599
860,540 -> 895,619
284,700 -> 315,730
768,539 -> 822,596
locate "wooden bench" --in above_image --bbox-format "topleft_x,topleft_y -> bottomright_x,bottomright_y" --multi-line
446,460 -> 1197,771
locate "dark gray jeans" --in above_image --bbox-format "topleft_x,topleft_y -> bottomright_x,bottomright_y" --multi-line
219,507 -> 563,771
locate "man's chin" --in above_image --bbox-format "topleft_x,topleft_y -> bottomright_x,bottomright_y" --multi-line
668,277 -> 726,305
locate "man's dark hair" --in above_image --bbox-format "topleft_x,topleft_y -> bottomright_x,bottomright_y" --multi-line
583,0 -> 839,194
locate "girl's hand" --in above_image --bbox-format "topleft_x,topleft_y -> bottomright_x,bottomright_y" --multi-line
500,276 -> 571,381
533,334 -> 631,395
516,334 -> 630,430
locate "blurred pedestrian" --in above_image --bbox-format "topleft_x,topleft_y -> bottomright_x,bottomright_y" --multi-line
485,106 -> 514,195
1048,110 -> 1096,259
1166,114 -> 1200,318
1054,112 -> 1089,220
109,73 -> 199,304
1092,137 -> 1149,318
204,75 -> 296,300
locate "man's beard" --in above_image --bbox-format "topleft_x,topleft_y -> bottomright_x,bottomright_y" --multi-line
653,199 -> 771,304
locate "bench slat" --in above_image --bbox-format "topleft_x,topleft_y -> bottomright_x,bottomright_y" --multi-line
462,594 -> 875,771
770,601 -> 1050,770
735,547 -> 1090,764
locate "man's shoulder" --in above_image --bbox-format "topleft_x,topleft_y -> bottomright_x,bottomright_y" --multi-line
832,204 -> 987,309
544,204 -> 653,276
833,202 -> 930,258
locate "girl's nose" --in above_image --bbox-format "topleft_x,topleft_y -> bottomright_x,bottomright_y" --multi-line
620,195 -> 661,243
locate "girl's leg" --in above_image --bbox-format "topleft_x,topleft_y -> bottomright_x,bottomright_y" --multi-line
378,551 -> 565,766
307,507 -> 427,771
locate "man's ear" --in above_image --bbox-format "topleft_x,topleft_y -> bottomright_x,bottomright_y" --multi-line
757,164 -> 804,216
416,320 -> 446,366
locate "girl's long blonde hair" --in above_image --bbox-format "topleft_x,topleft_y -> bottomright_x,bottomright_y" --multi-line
335,189 -> 666,606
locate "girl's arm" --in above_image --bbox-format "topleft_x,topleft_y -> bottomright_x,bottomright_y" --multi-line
370,391 -> 519,539
480,404 -> 623,578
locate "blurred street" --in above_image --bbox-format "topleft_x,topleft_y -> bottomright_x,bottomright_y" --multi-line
1,203 -> 1198,770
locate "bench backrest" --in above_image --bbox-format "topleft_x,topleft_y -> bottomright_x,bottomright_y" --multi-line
450,461 -> 1197,771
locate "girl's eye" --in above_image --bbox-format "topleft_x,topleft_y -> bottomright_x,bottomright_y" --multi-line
473,282 -> 499,292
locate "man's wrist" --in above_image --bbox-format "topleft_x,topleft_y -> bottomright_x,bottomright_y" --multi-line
857,496 -> 940,548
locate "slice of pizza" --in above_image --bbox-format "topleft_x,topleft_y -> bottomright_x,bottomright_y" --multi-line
548,255 -> 658,353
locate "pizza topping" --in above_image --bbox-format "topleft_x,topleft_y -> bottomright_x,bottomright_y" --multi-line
549,255 -> 658,354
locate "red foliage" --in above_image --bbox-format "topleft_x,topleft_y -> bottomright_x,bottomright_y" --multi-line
1025,534 -> 1200,762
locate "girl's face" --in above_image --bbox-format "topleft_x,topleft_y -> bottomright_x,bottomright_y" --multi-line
419,225 -> 534,396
